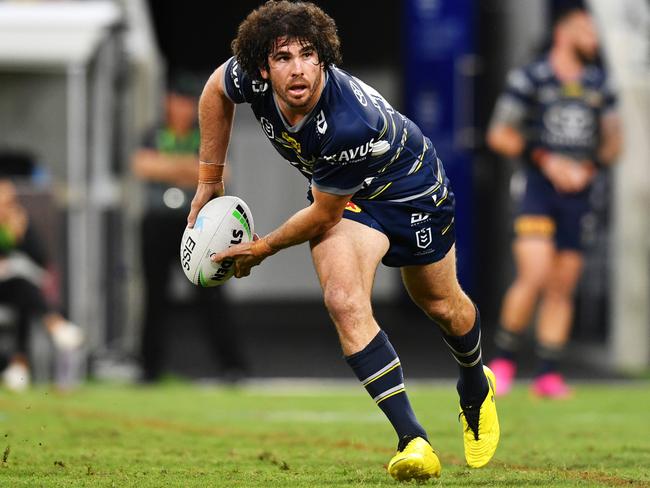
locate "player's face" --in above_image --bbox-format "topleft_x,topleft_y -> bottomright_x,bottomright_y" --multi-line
261,38 -> 325,116
567,12 -> 599,62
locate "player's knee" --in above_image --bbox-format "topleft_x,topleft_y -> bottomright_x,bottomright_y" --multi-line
417,292 -> 474,335
419,296 -> 456,327
543,281 -> 578,301
323,285 -> 369,327
515,273 -> 548,294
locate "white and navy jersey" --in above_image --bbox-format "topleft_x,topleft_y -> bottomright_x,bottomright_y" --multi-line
490,55 -> 618,161
223,57 -> 448,202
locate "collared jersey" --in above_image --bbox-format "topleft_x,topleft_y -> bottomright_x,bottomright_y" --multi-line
223,57 -> 448,203
490,55 -> 617,162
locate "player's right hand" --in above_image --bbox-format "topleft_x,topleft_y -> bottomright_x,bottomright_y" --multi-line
542,154 -> 592,194
187,182 -> 225,228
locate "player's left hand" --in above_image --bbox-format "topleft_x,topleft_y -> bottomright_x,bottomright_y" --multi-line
187,182 -> 225,228
211,234 -> 276,278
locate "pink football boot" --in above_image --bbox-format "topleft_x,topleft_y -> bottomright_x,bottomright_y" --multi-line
487,358 -> 516,396
531,372 -> 572,399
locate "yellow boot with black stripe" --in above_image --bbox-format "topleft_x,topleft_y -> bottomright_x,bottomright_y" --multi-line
459,365 -> 500,468
387,436 -> 441,481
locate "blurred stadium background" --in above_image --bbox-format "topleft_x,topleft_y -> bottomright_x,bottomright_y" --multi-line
0,0 -> 648,385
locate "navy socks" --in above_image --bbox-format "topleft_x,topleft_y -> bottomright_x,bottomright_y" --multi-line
346,330 -> 427,441
494,327 -> 523,361
441,306 -> 489,407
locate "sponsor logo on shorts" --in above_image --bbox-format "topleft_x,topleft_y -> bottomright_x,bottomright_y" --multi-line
345,202 -> 362,213
415,227 -> 433,249
410,212 -> 431,225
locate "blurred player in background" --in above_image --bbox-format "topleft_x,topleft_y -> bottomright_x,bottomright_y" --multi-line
187,1 -> 499,480
486,5 -> 622,398
132,75 -> 248,383
0,178 -> 83,391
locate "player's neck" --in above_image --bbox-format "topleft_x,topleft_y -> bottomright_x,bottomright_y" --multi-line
549,45 -> 585,82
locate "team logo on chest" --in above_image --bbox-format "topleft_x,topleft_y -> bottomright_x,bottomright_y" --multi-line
260,117 -> 274,139
415,227 -> 433,249
543,103 -> 595,145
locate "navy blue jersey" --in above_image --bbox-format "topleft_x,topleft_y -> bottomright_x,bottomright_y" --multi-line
490,55 -> 617,162
223,57 -> 449,203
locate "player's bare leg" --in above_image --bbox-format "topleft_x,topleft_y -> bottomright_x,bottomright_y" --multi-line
489,235 -> 555,394
533,250 -> 583,398
310,219 -> 386,355
400,246 -> 474,336
311,219 -> 440,480
537,250 -> 583,345
501,237 -> 555,333
402,245 -> 499,468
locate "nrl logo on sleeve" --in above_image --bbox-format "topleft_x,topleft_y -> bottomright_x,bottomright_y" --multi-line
349,80 -> 368,106
323,138 -> 374,164
252,80 -> 269,93
231,59 -> 240,89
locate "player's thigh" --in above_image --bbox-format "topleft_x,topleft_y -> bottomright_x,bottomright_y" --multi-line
400,246 -> 476,332
512,235 -> 555,287
310,218 -> 389,298
545,250 -> 584,297
400,244 -> 463,304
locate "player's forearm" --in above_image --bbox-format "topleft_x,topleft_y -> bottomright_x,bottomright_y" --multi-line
132,152 -> 199,186
198,66 -> 235,165
264,205 -> 342,252
597,116 -> 623,166
486,125 -> 525,158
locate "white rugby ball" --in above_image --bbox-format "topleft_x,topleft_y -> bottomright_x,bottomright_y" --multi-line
180,196 -> 254,287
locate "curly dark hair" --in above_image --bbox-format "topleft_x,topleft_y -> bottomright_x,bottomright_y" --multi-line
231,1 -> 342,80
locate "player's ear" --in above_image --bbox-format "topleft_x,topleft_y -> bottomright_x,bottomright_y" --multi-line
259,67 -> 269,80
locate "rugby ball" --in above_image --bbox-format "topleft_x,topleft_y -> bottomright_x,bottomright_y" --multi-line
180,196 -> 254,287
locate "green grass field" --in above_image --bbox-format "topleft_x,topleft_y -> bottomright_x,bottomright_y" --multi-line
1,381 -> 649,487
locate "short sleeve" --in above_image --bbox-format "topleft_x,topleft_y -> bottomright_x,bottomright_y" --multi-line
489,67 -> 535,129
312,159 -> 370,196
222,56 -> 270,104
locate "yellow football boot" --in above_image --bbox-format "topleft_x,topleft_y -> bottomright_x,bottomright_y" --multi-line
459,365 -> 500,468
387,436 -> 441,481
